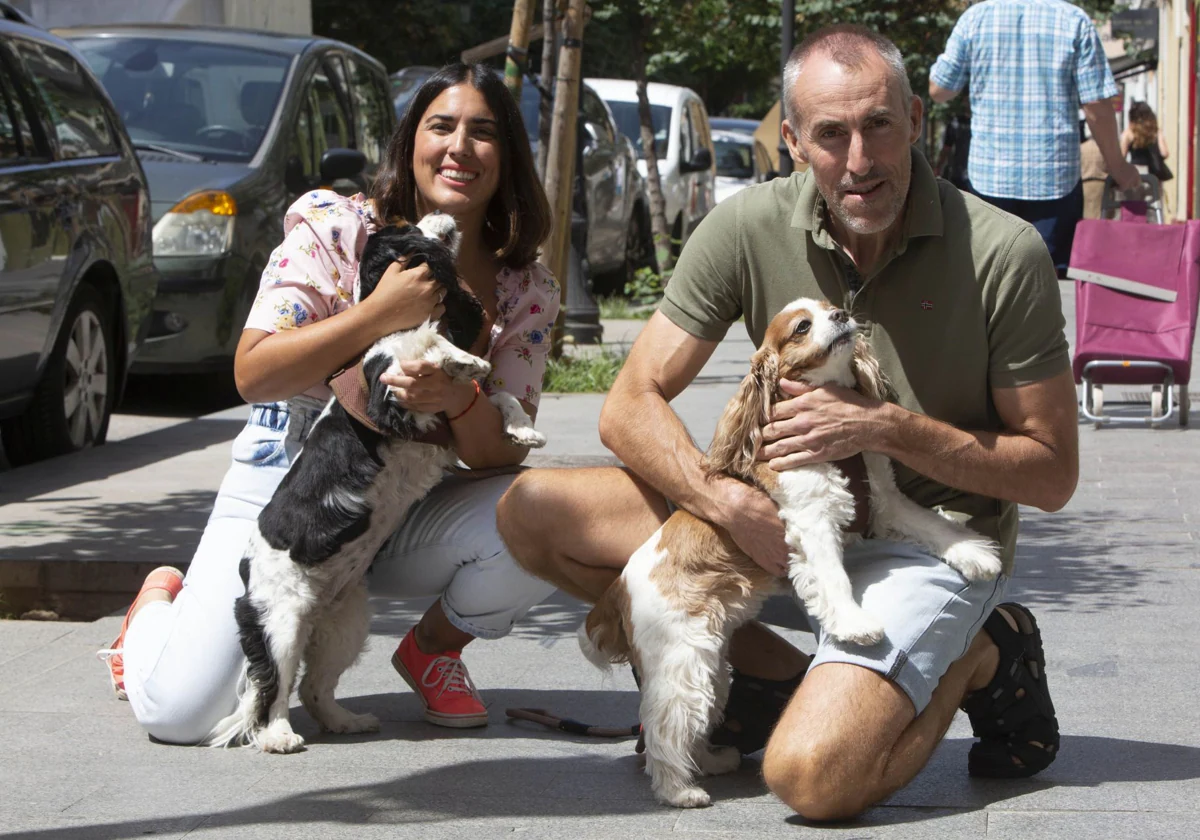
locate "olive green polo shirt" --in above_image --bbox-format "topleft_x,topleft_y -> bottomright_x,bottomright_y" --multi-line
661,151 -> 1070,572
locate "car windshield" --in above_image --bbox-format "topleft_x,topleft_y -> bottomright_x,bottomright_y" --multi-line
604,101 -> 671,160
714,137 -> 754,178
71,37 -> 291,162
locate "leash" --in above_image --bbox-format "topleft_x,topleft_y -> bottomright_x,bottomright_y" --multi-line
505,707 -> 642,741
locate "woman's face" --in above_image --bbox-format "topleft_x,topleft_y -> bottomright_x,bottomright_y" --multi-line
412,83 -> 503,222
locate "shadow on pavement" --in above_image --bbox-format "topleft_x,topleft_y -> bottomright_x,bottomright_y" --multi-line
119,373 -> 244,418
0,490 -> 216,564
0,417 -> 243,506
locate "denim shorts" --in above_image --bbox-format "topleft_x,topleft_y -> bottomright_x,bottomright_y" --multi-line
756,538 -> 1009,715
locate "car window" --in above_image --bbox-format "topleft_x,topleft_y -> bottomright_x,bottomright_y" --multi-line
604,100 -> 670,160
679,104 -> 693,164
11,38 -> 116,160
71,36 -> 290,161
580,89 -> 614,145
310,64 -> 351,156
286,90 -> 317,180
714,136 -> 753,178
0,55 -> 37,162
688,99 -> 711,159
346,56 -> 391,165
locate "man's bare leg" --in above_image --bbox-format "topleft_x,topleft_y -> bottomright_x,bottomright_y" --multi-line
497,466 -> 810,676
761,612 -> 1012,821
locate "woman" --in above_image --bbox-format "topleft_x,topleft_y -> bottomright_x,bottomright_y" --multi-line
99,63 -> 560,743
1122,100 -> 1172,182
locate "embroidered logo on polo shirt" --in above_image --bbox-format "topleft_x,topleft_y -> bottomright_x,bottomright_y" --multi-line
920,299 -> 934,311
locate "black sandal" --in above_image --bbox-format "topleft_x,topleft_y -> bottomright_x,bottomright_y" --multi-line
960,603 -> 1060,778
709,667 -> 804,755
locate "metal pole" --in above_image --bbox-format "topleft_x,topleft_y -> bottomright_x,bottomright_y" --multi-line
778,0 -> 795,177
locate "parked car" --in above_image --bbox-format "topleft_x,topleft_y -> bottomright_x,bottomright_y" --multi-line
390,65 -> 437,120
61,25 -> 395,375
585,79 -> 716,256
709,116 -> 760,136
0,17 -> 157,466
712,128 -> 775,205
394,68 -> 652,296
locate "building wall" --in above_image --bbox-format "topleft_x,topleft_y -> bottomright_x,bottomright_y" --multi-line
15,0 -> 311,34
1158,0 -> 1191,219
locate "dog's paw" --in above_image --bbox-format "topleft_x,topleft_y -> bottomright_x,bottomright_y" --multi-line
697,744 -> 741,776
319,710 -> 381,735
257,728 -> 306,754
442,357 -> 491,383
503,424 -> 546,449
943,539 -> 1002,582
824,609 -> 885,646
657,785 -> 712,809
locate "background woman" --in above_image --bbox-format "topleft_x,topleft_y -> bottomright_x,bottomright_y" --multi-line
100,63 -> 560,742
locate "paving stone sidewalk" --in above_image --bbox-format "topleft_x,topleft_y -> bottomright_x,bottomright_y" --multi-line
2,297 -> 1199,838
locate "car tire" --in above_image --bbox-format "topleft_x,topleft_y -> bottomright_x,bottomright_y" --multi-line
592,207 -> 654,298
1,284 -> 116,466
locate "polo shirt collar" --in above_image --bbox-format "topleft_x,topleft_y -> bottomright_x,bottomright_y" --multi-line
790,150 -> 944,250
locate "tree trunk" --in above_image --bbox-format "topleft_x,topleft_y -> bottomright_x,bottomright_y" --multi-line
504,0 -> 537,98
632,12 -> 673,275
538,0 -> 587,358
536,0 -> 560,179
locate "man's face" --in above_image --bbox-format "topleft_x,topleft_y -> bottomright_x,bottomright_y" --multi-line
782,52 -> 922,238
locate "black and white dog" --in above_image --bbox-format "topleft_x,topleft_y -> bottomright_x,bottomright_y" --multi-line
206,214 -> 545,753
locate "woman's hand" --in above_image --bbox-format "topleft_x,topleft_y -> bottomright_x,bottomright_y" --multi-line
381,360 -> 477,415
360,261 -> 447,338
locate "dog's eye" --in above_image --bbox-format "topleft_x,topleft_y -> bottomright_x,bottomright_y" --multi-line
794,320 -> 811,336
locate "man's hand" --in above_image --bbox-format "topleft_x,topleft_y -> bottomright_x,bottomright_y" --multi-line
1111,159 -> 1142,194
714,478 -> 790,577
759,379 -> 888,470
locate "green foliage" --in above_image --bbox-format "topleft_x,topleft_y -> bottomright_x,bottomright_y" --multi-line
624,265 -> 668,306
597,295 -> 656,319
543,348 -> 628,392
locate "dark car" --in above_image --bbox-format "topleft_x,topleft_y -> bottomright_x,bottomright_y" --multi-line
61,24 -> 396,374
708,116 -> 760,136
0,17 -> 156,466
393,71 -> 652,297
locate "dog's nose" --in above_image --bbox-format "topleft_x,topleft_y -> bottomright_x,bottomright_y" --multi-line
830,308 -> 849,323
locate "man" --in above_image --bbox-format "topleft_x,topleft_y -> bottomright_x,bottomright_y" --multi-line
929,0 -> 1140,275
498,25 -> 1078,820
935,103 -> 971,191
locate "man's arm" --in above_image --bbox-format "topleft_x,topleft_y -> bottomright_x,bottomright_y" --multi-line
1083,98 -> 1141,192
929,82 -> 958,104
600,312 -> 792,574
760,369 -> 1080,512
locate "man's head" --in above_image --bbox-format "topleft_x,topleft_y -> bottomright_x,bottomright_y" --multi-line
781,25 -> 922,239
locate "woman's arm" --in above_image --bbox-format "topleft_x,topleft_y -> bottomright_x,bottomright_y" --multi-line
235,261 -> 446,403
1159,130 -> 1171,159
1120,127 -> 1132,158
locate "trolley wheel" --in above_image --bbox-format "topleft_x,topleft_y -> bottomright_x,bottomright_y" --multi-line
1091,384 -> 1104,429
1181,385 -> 1190,427
1150,385 -> 1166,426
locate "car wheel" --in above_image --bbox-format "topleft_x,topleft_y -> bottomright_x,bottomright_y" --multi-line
1,284 -> 115,466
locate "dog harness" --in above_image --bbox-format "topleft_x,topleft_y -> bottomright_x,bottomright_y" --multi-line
326,357 -> 454,448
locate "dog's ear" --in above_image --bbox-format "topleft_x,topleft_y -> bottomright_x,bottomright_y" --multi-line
851,336 -> 893,402
705,348 -> 778,479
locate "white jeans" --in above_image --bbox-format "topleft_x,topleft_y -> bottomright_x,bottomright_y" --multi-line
122,399 -> 554,745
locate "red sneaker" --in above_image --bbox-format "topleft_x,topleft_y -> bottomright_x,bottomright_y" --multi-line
391,628 -> 488,728
97,566 -> 184,700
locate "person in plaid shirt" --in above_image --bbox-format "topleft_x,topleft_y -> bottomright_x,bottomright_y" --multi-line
929,0 -> 1140,274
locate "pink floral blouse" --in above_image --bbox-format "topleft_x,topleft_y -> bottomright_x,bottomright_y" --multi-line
245,190 -> 561,405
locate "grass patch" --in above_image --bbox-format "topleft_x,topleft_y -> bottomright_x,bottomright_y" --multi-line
597,295 -> 657,321
543,348 -> 628,393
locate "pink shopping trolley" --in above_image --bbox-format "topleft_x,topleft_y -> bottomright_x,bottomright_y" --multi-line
1068,175 -> 1200,427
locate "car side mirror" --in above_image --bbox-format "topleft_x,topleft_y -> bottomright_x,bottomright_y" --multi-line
681,146 -> 712,173
319,148 -> 366,185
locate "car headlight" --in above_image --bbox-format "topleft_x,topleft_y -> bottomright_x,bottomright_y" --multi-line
153,191 -> 237,257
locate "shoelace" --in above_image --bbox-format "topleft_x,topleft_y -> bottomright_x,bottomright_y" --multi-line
420,655 -> 480,700
96,647 -> 122,662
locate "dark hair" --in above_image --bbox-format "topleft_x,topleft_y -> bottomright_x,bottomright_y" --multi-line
1128,100 -> 1158,150
370,63 -> 552,269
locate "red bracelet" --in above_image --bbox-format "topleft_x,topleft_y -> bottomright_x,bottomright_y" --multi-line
447,379 -> 481,422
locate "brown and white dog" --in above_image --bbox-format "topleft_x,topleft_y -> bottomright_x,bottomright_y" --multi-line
579,297 -> 1001,808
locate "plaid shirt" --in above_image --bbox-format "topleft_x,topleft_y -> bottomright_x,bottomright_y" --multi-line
930,0 -> 1118,200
